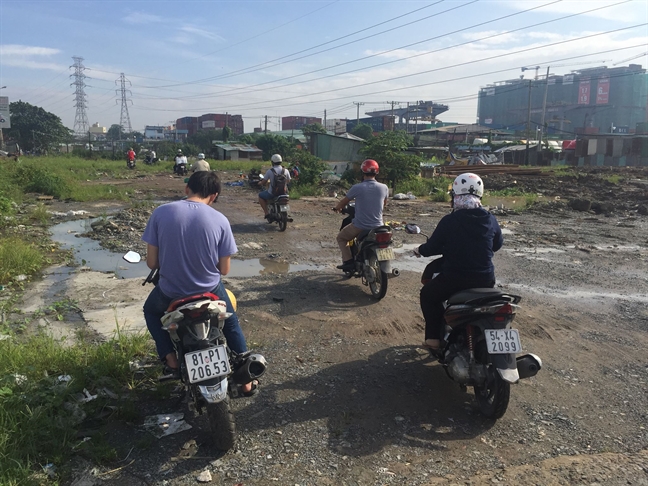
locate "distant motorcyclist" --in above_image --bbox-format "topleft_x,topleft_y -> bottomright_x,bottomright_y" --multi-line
127,147 -> 136,164
191,153 -> 210,172
258,154 -> 290,221
333,159 -> 388,271
174,149 -> 188,175
414,173 -> 503,353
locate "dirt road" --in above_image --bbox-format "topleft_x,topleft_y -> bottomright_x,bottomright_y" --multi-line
36,169 -> 648,485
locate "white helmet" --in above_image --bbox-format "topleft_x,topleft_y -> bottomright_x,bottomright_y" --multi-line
270,154 -> 282,164
197,153 -> 205,159
452,173 -> 484,197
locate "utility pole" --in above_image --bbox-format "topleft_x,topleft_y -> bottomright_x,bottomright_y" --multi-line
324,109 -> 327,130
264,115 -> 268,134
406,102 -> 410,133
353,101 -> 365,126
116,73 -> 132,134
70,56 -> 89,138
389,101 -> 399,131
526,79 -> 532,165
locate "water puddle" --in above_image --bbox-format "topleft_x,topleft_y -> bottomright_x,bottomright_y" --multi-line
50,219 -> 325,279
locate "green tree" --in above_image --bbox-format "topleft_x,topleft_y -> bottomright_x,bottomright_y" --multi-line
107,124 -> 124,141
238,133 -> 259,145
7,101 -> 72,152
254,134 -> 296,160
187,129 -> 223,153
351,123 -> 373,140
286,150 -> 327,186
300,122 -> 326,135
222,126 -> 232,143
361,131 -> 420,189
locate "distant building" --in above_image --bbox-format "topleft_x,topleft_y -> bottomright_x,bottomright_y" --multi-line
346,116 -> 394,133
282,116 -> 322,130
89,122 -> 106,137
325,118 -> 347,135
477,64 -> 648,136
176,117 -> 199,137
175,114 -> 245,137
213,143 -> 262,161
144,125 -> 166,140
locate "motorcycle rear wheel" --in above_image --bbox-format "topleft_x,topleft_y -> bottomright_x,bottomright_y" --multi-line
474,369 -> 510,419
206,396 -> 236,451
367,252 -> 388,300
278,212 -> 287,232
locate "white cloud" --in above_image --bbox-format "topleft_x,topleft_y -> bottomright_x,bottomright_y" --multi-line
461,31 -> 520,45
0,58 -> 65,71
123,12 -> 164,24
502,0 -> 644,23
0,44 -> 60,56
180,26 -> 225,43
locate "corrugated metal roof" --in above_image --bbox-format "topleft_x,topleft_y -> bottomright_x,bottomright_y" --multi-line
213,143 -> 262,152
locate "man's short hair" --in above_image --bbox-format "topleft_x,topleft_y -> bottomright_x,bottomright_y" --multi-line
187,171 -> 220,199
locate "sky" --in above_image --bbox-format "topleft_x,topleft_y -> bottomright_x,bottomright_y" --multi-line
1,0 -> 646,133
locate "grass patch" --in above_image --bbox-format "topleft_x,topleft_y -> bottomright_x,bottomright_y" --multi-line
394,176 -> 453,199
289,183 -> 321,199
0,237 -> 44,285
0,327 -> 154,485
603,174 -> 621,184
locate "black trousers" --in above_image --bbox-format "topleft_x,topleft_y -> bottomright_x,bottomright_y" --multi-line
420,272 -> 495,340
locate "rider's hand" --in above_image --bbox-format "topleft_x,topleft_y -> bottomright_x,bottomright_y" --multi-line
332,207 -> 341,213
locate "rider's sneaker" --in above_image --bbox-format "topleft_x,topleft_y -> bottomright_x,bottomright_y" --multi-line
264,214 -> 273,223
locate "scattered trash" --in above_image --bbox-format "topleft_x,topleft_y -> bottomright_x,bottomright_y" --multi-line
225,180 -> 245,187
15,274 -> 27,282
43,463 -> 56,478
393,192 -> 416,200
241,242 -> 263,250
197,470 -> 212,482
56,375 -> 72,384
12,374 -> 27,385
75,388 -> 98,403
144,413 -> 192,438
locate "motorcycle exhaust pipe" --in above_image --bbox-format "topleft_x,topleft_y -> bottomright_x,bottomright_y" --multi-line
516,353 -> 542,379
232,353 -> 267,384
391,268 -> 400,278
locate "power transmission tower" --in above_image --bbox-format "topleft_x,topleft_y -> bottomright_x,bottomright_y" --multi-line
70,56 -> 89,137
116,73 -> 133,134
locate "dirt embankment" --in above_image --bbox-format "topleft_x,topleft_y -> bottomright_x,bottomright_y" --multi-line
20,167 -> 648,485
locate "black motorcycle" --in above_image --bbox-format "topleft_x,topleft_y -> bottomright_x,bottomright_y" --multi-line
123,252 -> 267,451
337,203 -> 400,300
174,164 -> 188,176
267,194 -> 292,231
405,224 -> 542,419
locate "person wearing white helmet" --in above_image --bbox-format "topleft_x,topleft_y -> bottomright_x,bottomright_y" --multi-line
191,153 -> 210,172
174,149 -> 188,174
258,154 -> 291,221
414,172 -> 503,354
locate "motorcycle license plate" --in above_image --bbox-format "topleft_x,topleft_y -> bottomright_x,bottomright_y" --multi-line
280,205 -> 289,212
485,329 -> 523,354
185,346 -> 231,384
376,248 -> 394,261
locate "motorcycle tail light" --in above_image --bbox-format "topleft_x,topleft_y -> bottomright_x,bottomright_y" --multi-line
375,232 -> 392,244
494,303 -> 514,322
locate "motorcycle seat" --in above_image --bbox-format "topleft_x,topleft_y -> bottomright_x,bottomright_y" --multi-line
275,195 -> 290,203
357,225 -> 390,242
167,292 -> 219,312
447,288 -> 508,305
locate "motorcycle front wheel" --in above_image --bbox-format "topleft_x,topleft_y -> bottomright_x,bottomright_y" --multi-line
206,396 -> 236,451
367,252 -> 388,300
278,212 -> 287,232
474,367 -> 510,419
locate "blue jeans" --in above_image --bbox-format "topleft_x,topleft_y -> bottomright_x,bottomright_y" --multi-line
143,280 -> 248,363
258,190 -> 274,201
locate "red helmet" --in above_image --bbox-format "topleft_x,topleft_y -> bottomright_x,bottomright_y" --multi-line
361,159 -> 379,175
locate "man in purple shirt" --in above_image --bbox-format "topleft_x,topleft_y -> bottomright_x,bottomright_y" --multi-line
142,171 -> 255,394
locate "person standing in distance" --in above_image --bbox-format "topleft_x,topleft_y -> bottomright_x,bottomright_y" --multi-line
142,171 -> 257,395
333,159 -> 389,271
258,154 -> 290,221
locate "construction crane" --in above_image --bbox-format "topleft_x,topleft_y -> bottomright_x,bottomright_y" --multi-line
613,52 -> 647,66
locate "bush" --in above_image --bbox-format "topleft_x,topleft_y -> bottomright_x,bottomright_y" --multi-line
286,150 -> 327,186
0,237 -> 44,285
13,165 -> 71,199
395,176 -> 453,198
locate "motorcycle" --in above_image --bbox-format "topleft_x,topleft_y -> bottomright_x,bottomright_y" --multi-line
404,225 -> 542,419
126,158 -> 136,170
144,154 -> 158,165
174,163 -> 188,176
337,203 -> 400,300
123,251 -> 267,451
247,168 -> 263,190
267,194 -> 292,232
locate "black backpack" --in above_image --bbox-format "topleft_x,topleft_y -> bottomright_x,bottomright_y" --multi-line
272,168 -> 288,197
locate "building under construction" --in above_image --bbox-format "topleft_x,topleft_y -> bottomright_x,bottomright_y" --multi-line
477,64 -> 648,136
365,101 -> 448,132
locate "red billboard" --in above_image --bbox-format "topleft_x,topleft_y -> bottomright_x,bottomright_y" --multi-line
596,76 -> 610,104
578,79 -> 591,105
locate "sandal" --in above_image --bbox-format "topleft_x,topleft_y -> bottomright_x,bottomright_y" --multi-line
159,365 -> 180,381
239,380 -> 259,398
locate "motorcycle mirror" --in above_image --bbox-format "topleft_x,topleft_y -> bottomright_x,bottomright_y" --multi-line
405,224 -> 421,235
123,251 -> 141,264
